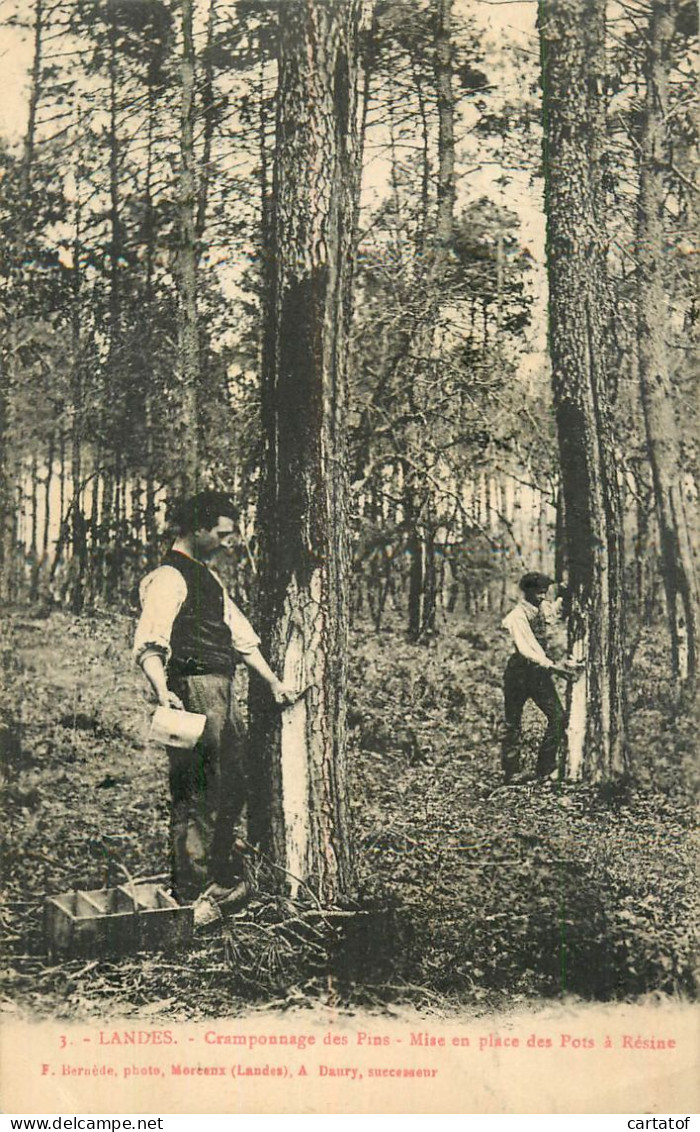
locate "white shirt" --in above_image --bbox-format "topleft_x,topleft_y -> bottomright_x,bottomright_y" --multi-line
133,559 -> 260,667
501,597 -> 562,668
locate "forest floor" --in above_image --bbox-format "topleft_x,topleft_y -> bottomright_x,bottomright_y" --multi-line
0,603 -> 697,1022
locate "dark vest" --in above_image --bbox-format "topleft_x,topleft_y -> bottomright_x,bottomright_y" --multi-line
532,608 -> 547,647
163,550 -> 235,678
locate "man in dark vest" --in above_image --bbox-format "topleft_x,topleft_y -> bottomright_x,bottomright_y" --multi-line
500,571 -> 578,785
134,490 -> 296,919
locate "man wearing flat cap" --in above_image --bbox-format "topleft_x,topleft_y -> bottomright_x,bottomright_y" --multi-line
500,572 -> 577,785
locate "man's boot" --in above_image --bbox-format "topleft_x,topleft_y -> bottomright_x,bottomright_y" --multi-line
502,753 -> 531,785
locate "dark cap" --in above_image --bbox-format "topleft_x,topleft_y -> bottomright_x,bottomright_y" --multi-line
519,572 -> 554,592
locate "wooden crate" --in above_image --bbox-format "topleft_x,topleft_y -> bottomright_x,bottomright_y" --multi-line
44,883 -> 193,959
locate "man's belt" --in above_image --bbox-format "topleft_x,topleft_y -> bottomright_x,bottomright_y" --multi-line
169,656 -> 235,678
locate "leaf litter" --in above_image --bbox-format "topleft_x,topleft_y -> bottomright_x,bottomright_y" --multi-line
0,606 -> 696,1019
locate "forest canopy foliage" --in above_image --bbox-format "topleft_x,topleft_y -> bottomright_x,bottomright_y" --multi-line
0,0 -> 695,668
0,0 -> 697,1009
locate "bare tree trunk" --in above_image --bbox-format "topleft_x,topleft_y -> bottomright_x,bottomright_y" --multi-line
66,108 -> 86,606
433,0 -> 455,271
41,432 -> 55,596
195,0 -> 218,242
28,454 -> 39,600
21,0 -> 43,185
100,9 -> 123,606
69,282 -> 85,615
637,0 -> 699,690
0,0 -> 44,601
42,442 -> 52,560
0,371 -> 17,600
175,0 -> 201,491
109,449 -> 123,598
143,70 -> 159,567
406,484 -> 425,642
58,429 -> 65,544
78,462 -> 100,613
253,0 -> 362,903
423,514 -> 438,635
98,468 -> 113,602
407,0 -> 457,641
411,56 -> 431,259
540,0 -> 628,781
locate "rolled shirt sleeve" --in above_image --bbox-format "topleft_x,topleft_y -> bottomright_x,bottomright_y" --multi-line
222,590 -> 260,656
502,605 -> 554,668
134,560 -> 261,667
206,565 -> 261,655
133,565 -> 187,666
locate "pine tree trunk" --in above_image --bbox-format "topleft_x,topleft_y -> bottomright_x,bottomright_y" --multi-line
412,56 -> 431,259
637,0 -> 699,689
130,480 -> 143,546
77,464 -> 99,613
176,0 -> 201,491
29,454 -> 39,600
253,0 -> 362,903
143,78 -> 159,568
540,0 -> 628,780
101,10 -> 122,606
108,450 -> 123,599
58,430 -> 65,544
0,0 -> 44,601
42,442 -> 51,559
407,491 -> 425,642
408,0 -> 456,640
433,0 -> 455,269
195,0 -> 218,242
41,432 -> 54,596
423,518 -> 438,635
68,108 -> 85,597
0,365 -> 16,601
69,400 -> 84,614
98,469 -> 113,602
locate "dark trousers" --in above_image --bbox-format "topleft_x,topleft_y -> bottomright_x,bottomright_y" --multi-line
167,674 -> 250,901
501,653 -> 564,779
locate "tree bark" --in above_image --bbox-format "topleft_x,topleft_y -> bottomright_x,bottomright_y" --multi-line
540,0 -> 628,780
411,56 -> 431,259
406,0 -> 457,641
253,0 -> 362,903
58,429 -> 65,552
0,0 -> 44,600
195,0 -> 218,243
21,0 -> 43,194
143,65 -> 160,567
42,433 -> 54,568
176,0 -> 201,491
28,454 -> 39,600
433,0 -> 455,273
100,9 -> 123,607
636,0 -> 699,689
406,484 -> 425,641
69,211 -> 85,614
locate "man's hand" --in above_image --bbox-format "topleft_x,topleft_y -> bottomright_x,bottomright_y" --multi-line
270,679 -> 301,706
552,666 -> 575,680
160,690 -> 185,710
141,652 -> 184,710
553,660 -> 584,680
